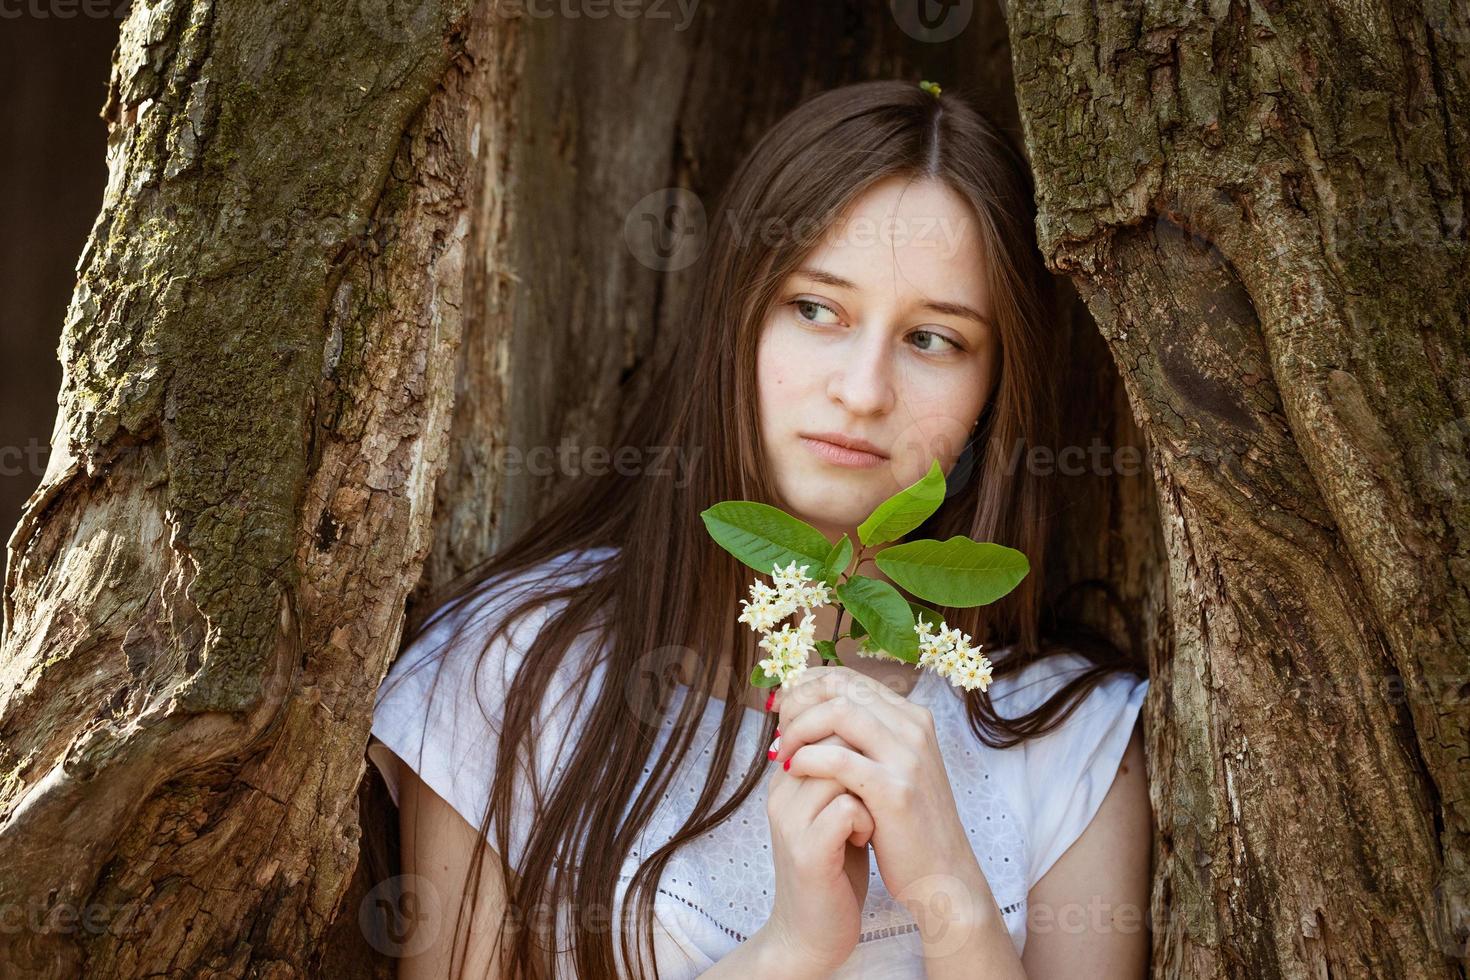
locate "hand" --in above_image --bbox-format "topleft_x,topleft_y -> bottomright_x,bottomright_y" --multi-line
757,730 -> 876,977
770,666 -> 983,905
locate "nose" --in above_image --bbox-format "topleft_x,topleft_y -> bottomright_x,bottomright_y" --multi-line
825,324 -> 896,418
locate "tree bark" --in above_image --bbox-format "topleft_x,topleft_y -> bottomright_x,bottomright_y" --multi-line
0,0 -> 483,972
1004,1 -> 1469,976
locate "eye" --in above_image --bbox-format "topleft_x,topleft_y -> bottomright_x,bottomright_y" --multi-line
789,297 -> 842,326
910,328 -> 964,354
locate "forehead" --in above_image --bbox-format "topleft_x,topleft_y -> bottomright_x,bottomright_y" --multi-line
796,176 -> 987,307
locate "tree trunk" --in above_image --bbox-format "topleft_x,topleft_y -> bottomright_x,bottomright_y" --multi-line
0,0 -> 483,972
1004,1 -> 1469,977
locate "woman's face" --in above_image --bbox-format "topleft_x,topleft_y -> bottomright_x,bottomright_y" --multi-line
755,175 -> 998,546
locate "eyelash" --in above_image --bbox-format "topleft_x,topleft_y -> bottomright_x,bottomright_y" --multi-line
787,298 -> 965,355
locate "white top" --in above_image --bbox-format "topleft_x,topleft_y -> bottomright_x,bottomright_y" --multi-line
368,547 -> 1148,977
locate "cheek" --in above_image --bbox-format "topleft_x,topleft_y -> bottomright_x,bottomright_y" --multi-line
891,362 -> 992,464
756,321 -> 806,395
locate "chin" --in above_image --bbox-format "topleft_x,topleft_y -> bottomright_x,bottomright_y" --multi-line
786,486 -> 877,536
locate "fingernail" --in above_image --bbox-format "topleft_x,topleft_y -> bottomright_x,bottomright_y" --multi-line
767,735 -> 780,760
783,757 -> 791,771
765,690 -> 776,711
774,727 -> 781,737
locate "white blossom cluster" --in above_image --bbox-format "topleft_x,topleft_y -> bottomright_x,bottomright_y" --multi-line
739,560 -> 833,685
737,559 -> 993,692
915,616 -> 994,692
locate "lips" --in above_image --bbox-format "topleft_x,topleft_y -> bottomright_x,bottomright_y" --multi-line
799,431 -> 889,458
800,433 -> 889,469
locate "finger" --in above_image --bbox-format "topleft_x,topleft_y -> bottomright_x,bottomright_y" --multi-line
845,796 -> 875,848
768,664 -> 846,715
771,753 -> 847,825
808,792 -> 874,857
774,696 -> 905,770
776,665 -> 914,731
783,736 -> 856,814
784,743 -> 893,804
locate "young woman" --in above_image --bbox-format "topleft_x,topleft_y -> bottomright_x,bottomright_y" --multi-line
365,79 -> 1151,979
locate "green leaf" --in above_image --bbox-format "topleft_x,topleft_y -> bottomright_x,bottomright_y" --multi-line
856,459 -> 946,547
908,600 -> 945,631
846,613 -> 868,639
822,534 -> 853,586
874,536 -> 1030,607
815,640 -> 839,662
700,501 -> 832,578
835,576 -> 919,661
859,635 -> 913,664
750,662 -> 782,688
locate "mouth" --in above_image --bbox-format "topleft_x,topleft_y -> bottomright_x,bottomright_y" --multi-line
799,432 -> 889,469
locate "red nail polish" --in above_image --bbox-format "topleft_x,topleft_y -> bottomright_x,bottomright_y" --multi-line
783,757 -> 791,771
765,690 -> 775,711
775,727 -> 781,737
768,749 -> 777,760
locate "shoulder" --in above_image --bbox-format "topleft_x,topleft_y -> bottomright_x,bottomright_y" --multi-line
987,652 -> 1134,719
382,545 -> 619,690
367,546 -> 619,831
996,649 -> 1148,892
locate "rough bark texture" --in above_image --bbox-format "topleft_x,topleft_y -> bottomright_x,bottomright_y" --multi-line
0,0 -> 484,972
1005,1 -> 1469,977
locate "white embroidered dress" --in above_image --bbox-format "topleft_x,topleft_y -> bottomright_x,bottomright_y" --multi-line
367,547 -> 1148,977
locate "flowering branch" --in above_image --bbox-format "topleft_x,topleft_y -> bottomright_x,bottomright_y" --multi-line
701,459 -> 1028,698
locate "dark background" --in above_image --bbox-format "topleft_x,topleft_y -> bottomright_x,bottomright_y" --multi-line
1,7 -> 119,537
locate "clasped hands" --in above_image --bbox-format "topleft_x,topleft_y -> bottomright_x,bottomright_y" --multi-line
766,665 -> 983,906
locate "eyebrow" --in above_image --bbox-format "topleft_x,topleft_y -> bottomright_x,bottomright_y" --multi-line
793,267 -> 994,328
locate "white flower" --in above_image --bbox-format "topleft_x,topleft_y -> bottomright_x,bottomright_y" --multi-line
770,559 -> 834,612
755,612 -> 819,684
734,559 -> 991,692
913,615 -> 992,692
739,561 -> 837,685
738,580 -> 797,633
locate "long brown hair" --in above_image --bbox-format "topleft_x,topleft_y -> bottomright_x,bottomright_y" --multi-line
367,79 -> 1142,979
